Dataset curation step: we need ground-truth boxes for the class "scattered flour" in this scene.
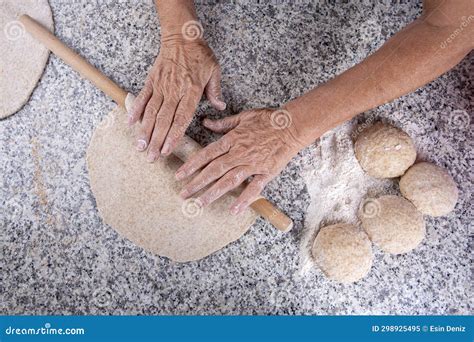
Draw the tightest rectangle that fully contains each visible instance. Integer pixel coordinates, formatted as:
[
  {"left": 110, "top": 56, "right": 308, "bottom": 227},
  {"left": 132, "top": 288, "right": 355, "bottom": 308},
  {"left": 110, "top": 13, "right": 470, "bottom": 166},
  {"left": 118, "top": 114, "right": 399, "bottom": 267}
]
[{"left": 299, "top": 121, "right": 392, "bottom": 274}]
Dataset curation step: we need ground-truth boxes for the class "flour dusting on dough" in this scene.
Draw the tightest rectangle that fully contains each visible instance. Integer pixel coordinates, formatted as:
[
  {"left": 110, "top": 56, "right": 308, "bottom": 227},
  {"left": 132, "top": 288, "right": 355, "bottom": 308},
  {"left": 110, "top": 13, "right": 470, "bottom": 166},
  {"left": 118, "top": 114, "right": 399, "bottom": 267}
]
[{"left": 299, "top": 122, "right": 391, "bottom": 274}]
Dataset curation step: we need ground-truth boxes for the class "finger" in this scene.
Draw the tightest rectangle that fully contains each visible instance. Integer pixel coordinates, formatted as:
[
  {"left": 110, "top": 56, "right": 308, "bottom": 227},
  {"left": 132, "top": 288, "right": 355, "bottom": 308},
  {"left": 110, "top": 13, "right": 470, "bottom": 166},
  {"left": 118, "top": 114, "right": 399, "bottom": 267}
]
[
  {"left": 128, "top": 78, "right": 153, "bottom": 126},
  {"left": 205, "top": 67, "right": 226, "bottom": 110},
  {"left": 179, "top": 153, "right": 236, "bottom": 199},
  {"left": 230, "top": 175, "right": 271, "bottom": 215},
  {"left": 175, "top": 138, "right": 231, "bottom": 181},
  {"left": 197, "top": 167, "right": 250, "bottom": 207},
  {"left": 203, "top": 114, "right": 241, "bottom": 134},
  {"left": 146, "top": 99, "right": 179, "bottom": 162},
  {"left": 161, "top": 90, "right": 201, "bottom": 156},
  {"left": 135, "top": 94, "right": 163, "bottom": 152}
]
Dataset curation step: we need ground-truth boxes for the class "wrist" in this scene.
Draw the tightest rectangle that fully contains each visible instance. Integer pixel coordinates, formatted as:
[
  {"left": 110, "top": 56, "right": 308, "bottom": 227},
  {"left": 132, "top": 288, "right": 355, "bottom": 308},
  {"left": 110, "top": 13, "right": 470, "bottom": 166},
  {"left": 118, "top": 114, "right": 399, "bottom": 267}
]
[
  {"left": 161, "top": 20, "right": 205, "bottom": 42},
  {"left": 281, "top": 102, "right": 323, "bottom": 149}
]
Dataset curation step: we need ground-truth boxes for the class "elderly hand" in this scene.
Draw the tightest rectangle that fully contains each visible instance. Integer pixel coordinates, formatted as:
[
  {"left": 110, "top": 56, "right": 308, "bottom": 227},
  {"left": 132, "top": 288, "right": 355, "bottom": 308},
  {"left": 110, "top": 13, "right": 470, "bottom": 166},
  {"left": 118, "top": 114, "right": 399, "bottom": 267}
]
[
  {"left": 128, "top": 37, "right": 226, "bottom": 162},
  {"left": 175, "top": 108, "right": 304, "bottom": 215}
]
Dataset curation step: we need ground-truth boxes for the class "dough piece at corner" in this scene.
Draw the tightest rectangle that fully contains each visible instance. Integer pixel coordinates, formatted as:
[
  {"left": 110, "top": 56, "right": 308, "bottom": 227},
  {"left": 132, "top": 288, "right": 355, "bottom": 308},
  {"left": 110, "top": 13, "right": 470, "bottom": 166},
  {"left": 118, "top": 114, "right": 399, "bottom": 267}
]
[
  {"left": 312, "top": 223, "right": 373, "bottom": 283},
  {"left": 354, "top": 122, "right": 416, "bottom": 178},
  {"left": 0, "top": 0, "right": 53, "bottom": 118},
  {"left": 359, "top": 195, "right": 425, "bottom": 254},
  {"left": 86, "top": 106, "right": 258, "bottom": 263},
  {"left": 400, "top": 162, "right": 458, "bottom": 217}
]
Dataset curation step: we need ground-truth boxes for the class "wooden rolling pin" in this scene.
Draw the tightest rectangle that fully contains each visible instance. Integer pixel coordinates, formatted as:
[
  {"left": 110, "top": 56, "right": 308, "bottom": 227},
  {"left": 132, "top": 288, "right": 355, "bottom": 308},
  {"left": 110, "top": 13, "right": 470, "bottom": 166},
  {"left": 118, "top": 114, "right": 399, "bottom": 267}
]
[{"left": 19, "top": 14, "right": 293, "bottom": 232}]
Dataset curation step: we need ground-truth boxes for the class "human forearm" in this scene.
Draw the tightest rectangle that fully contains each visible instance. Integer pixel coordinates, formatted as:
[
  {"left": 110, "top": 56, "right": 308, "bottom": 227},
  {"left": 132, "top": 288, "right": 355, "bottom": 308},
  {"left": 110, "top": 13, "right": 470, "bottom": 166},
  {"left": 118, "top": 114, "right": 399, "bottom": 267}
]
[
  {"left": 286, "top": 16, "right": 473, "bottom": 146},
  {"left": 154, "top": 0, "right": 199, "bottom": 37}
]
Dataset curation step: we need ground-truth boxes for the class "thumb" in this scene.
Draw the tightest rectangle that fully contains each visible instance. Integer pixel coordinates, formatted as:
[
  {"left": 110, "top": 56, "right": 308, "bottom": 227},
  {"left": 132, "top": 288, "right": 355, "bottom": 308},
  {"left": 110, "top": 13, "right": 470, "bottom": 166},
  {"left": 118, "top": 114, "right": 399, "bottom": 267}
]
[
  {"left": 203, "top": 114, "right": 241, "bottom": 134},
  {"left": 205, "top": 67, "right": 226, "bottom": 111}
]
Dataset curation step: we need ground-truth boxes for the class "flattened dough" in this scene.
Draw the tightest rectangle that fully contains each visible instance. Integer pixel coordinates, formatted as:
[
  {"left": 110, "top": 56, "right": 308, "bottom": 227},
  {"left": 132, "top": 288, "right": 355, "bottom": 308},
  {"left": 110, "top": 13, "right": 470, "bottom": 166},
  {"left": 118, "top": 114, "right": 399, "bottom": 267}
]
[
  {"left": 86, "top": 106, "right": 258, "bottom": 262},
  {"left": 0, "top": 0, "right": 53, "bottom": 118}
]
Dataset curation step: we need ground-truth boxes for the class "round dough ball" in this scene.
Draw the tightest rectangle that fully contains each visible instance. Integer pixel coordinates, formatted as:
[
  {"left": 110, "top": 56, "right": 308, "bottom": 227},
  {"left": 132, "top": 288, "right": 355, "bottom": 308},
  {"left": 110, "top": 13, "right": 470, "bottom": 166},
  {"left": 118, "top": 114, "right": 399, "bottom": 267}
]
[
  {"left": 359, "top": 195, "right": 425, "bottom": 254},
  {"left": 0, "top": 0, "right": 53, "bottom": 118},
  {"left": 312, "top": 223, "right": 373, "bottom": 283},
  {"left": 400, "top": 162, "right": 458, "bottom": 216},
  {"left": 354, "top": 122, "right": 416, "bottom": 178}
]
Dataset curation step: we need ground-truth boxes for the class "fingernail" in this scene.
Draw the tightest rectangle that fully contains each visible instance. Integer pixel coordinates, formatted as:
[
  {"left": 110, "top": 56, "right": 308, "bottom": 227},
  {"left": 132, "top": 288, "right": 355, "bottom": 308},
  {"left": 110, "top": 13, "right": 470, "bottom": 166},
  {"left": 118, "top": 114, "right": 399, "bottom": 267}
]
[
  {"left": 217, "top": 99, "right": 227, "bottom": 110},
  {"left": 175, "top": 170, "right": 186, "bottom": 180},
  {"left": 203, "top": 119, "right": 212, "bottom": 128},
  {"left": 230, "top": 205, "right": 239, "bottom": 216},
  {"left": 147, "top": 152, "right": 158, "bottom": 163},
  {"left": 136, "top": 139, "right": 147, "bottom": 151},
  {"left": 180, "top": 189, "right": 189, "bottom": 198}
]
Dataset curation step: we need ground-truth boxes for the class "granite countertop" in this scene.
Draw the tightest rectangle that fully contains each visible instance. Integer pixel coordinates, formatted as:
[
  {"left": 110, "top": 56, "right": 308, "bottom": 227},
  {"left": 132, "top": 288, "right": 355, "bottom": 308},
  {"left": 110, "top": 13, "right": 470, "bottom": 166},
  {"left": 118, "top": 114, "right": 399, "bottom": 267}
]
[{"left": 1, "top": 0, "right": 472, "bottom": 315}]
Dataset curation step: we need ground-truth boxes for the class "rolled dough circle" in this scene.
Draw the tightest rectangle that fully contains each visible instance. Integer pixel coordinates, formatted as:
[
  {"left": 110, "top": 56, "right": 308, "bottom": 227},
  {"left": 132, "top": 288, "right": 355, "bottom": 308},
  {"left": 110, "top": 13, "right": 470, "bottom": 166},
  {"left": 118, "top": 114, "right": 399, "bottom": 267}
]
[
  {"left": 359, "top": 195, "right": 425, "bottom": 254},
  {"left": 400, "top": 162, "right": 458, "bottom": 216},
  {"left": 0, "top": 0, "right": 53, "bottom": 118},
  {"left": 86, "top": 106, "right": 258, "bottom": 262},
  {"left": 312, "top": 223, "right": 373, "bottom": 283},
  {"left": 354, "top": 122, "right": 416, "bottom": 178}
]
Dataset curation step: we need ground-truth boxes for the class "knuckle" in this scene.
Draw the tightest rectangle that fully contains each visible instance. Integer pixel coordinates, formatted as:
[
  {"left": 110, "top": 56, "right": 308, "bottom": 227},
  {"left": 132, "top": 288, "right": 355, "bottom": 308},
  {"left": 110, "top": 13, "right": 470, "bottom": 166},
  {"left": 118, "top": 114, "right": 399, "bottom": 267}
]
[
  {"left": 136, "top": 93, "right": 147, "bottom": 104},
  {"left": 148, "top": 135, "right": 161, "bottom": 149},
  {"left": 221, "top": 178, "right": 235, "bottom": 190},
  {"left": 144, "top": 105, "right": 158, "bottom": 118},
  {"left": 166, "top": 133, "right": 179, "bottom": 144},
  {"left": 173, "top": 115, "right": 190, "bottom": 130},
  {"left": 156, "top": 114, "right": 173, "bottom": 127},
  {"left": 138, "top": 125, "right": 150, "bottom": 138},
  {"left": 189, "top": 85, "right": 202, "bottom": 97},
  {"left": 250, "top": 180, "right": 264, "bottom": 192},
  {"left": 235, "top": 168, "right": 248, "bottom": 183},
  {"left": 203, "top": 143, "right": 218, "bottom": 159},
  {"left": 220, "top": 136, "right": 233, "bottom": 150},
  {"left": 230, "top": 175, "right": 241, "bottom": 187}
]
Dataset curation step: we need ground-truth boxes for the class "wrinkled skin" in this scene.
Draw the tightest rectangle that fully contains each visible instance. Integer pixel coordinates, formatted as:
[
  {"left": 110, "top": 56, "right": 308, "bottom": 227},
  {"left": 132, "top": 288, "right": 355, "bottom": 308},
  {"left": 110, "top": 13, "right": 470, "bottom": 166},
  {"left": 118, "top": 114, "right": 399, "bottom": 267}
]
[
  {"left": 176, "top": 108, "right": 304, "bottom": 215},
  {"left": 128, "top": 37, "right": 226, "bottom": 161}
]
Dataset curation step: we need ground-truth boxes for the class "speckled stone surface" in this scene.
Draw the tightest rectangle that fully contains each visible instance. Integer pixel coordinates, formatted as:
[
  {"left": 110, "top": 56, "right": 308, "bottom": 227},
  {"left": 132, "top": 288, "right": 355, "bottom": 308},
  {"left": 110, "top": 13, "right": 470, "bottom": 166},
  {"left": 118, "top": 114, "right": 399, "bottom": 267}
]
[{"left": 0, "top": 0, "right": 472, "bottom": 315}]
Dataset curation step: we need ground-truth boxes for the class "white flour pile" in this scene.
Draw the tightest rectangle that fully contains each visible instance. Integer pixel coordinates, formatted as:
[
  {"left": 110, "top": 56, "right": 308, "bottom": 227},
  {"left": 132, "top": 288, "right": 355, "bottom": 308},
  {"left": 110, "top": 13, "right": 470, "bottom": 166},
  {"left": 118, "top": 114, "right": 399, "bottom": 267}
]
[{"left": 299, "top": 121, "right": 392, "bottom": 274}]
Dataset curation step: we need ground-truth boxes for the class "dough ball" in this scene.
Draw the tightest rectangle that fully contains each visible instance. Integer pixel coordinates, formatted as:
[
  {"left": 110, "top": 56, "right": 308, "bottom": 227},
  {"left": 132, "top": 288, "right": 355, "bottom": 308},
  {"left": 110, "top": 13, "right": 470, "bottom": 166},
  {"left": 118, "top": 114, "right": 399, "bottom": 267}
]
[
  {"left": 1, "top": 0, "right": 53, "bottom": 118},
  {"left": 400, "top": 162, "right": 458, "bottom": 216},
  {"left": 354, "top": 122, "right": 416, "bottom": 178},
  {"left": 312, "top": 223, "right": 373, "bottom": 283},
  {"left": 359, "top": 195, "right": 425, "bottom": 254}
]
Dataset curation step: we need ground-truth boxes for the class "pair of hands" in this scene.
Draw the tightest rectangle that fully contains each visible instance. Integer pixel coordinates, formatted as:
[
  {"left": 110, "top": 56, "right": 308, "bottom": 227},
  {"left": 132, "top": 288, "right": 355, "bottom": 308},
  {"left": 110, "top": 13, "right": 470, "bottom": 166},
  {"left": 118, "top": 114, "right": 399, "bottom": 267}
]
[{"left": 128, "top": 37, "right": 303, "bottom": 215}]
